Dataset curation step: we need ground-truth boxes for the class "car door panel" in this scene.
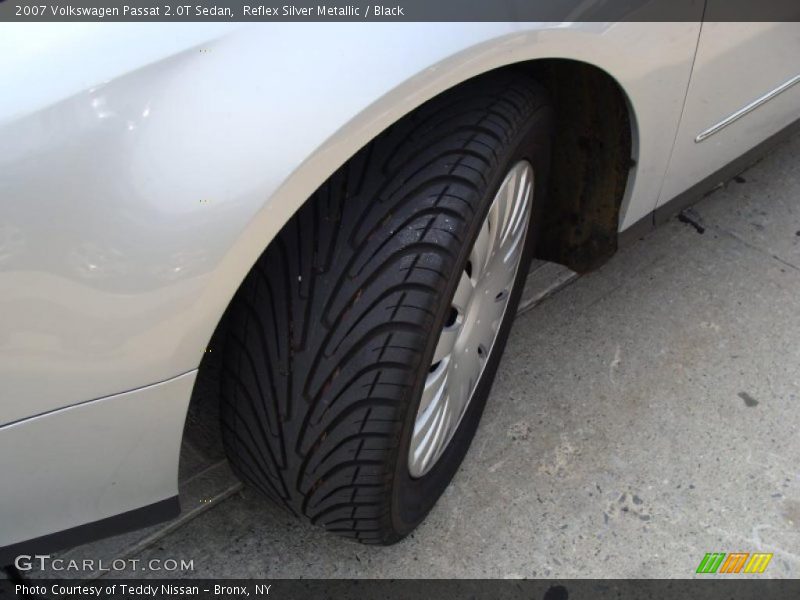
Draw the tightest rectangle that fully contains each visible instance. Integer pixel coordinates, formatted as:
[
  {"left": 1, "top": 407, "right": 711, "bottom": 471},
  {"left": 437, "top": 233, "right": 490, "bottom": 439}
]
[{"left": 658, "top": 20, "right": 800, "bottom": 205}]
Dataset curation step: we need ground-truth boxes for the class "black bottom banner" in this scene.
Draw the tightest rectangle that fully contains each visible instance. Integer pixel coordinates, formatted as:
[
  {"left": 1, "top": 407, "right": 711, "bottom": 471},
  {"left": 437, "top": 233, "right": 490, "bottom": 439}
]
[{"left": 2, "top": 579, "right": 800, "bottom": 600}]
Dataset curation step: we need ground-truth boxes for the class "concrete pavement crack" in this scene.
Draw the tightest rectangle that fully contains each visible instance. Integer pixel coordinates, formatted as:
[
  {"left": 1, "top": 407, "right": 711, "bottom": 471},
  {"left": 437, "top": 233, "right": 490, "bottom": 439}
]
[{"left": 700, "top": 218, "right": 800, "bottom": 274}]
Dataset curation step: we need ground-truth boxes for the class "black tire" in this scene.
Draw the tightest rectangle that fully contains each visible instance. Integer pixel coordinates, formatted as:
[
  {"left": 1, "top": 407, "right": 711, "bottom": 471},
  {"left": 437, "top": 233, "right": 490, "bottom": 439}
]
[{"left": 220, "top": 69, "right": 553, "bottom": 544}]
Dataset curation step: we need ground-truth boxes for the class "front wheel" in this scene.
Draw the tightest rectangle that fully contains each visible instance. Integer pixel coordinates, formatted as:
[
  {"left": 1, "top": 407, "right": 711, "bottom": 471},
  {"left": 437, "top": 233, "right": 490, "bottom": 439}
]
[{"left": 220, "top": 70, "right": 553, "bottom": 544}]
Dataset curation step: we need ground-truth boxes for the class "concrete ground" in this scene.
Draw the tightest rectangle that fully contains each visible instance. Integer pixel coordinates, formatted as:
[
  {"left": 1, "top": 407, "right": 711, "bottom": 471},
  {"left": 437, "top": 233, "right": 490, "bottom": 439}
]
[{"left": 36, "top": 133, "right": 800, "bottom": 579}]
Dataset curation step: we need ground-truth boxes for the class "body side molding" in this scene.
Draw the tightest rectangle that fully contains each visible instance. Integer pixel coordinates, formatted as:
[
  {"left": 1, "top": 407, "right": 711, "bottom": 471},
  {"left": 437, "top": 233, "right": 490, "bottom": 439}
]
[{"left": 695, "top": 73, "right": 800, "bottom": 143}]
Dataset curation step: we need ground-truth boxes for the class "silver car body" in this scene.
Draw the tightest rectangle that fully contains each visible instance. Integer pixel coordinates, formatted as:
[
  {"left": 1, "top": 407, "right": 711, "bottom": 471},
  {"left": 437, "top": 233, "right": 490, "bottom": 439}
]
[{"left": 1, "top": 20, "right": 799, "bottom": 554}]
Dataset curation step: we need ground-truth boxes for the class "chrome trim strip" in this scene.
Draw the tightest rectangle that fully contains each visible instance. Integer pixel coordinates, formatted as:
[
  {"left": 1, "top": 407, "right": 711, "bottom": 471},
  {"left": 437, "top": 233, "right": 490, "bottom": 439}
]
[{"left": 695, "top": 73, "right": 800, "bottom": 143}]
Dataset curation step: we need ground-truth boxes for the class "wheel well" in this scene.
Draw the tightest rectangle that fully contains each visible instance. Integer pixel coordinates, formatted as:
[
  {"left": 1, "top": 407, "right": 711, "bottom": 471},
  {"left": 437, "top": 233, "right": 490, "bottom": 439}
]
[
  {"left": 525, "top": 59, "right": 634, "bottom": 273},
  {"left": 185, "top": 58, "right": 634, "bottom": 453}
]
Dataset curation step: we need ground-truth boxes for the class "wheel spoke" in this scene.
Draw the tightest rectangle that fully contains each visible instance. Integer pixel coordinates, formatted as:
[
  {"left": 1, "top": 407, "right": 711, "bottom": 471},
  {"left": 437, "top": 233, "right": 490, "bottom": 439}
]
[
  {"left": 417, "top": 356, "right": 449, "bottom": 418},
  {"left": 432, "top": 324, "right": 460, "bottom": 364},
  {"left": 501, "top": 165, "right": 531, "bottom": 247},
  {"left": 469, "top": 219, "right": 491, "bottom": 280},
  {"left": 410, "top": 360, "right": 453, "bottom": 475},
  {"left": 482, "top": 249, "right": 521, "bottom": 301},
  {"left": 411, "top": 394, "right": 449, "bottom": 474},
  {"left": 451, "top": 343, "right": 479, "bottom": 414},
  {"left": 486, "top": 187, "right": 505, "bottom": 260},
  {"left": 452, "top": 270, "right": 473, "bottom": 313},
  {"left": 480, "top": 294, "right": 507, "bottom": 341}
]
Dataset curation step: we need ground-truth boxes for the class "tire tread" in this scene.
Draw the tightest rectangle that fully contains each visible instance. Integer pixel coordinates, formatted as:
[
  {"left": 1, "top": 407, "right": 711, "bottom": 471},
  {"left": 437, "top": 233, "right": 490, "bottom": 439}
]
[{"left": 220, "top": 71, "right": 549, "bottom": 542}]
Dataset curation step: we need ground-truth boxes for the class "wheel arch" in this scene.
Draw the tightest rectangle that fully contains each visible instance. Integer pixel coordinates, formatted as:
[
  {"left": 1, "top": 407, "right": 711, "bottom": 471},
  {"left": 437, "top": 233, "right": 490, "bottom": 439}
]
[
  {"left": 183, "top": 51, "right": 638, "bottom": 460},
  {"left": 204, "top": 52, "right": 637, "bottom": 329}
]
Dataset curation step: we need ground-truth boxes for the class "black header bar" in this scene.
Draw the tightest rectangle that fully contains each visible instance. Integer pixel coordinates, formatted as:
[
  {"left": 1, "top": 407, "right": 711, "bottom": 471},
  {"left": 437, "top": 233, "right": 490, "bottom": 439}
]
[{"left": 2, "top": 0, "right": 800, "bottom": 22}]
